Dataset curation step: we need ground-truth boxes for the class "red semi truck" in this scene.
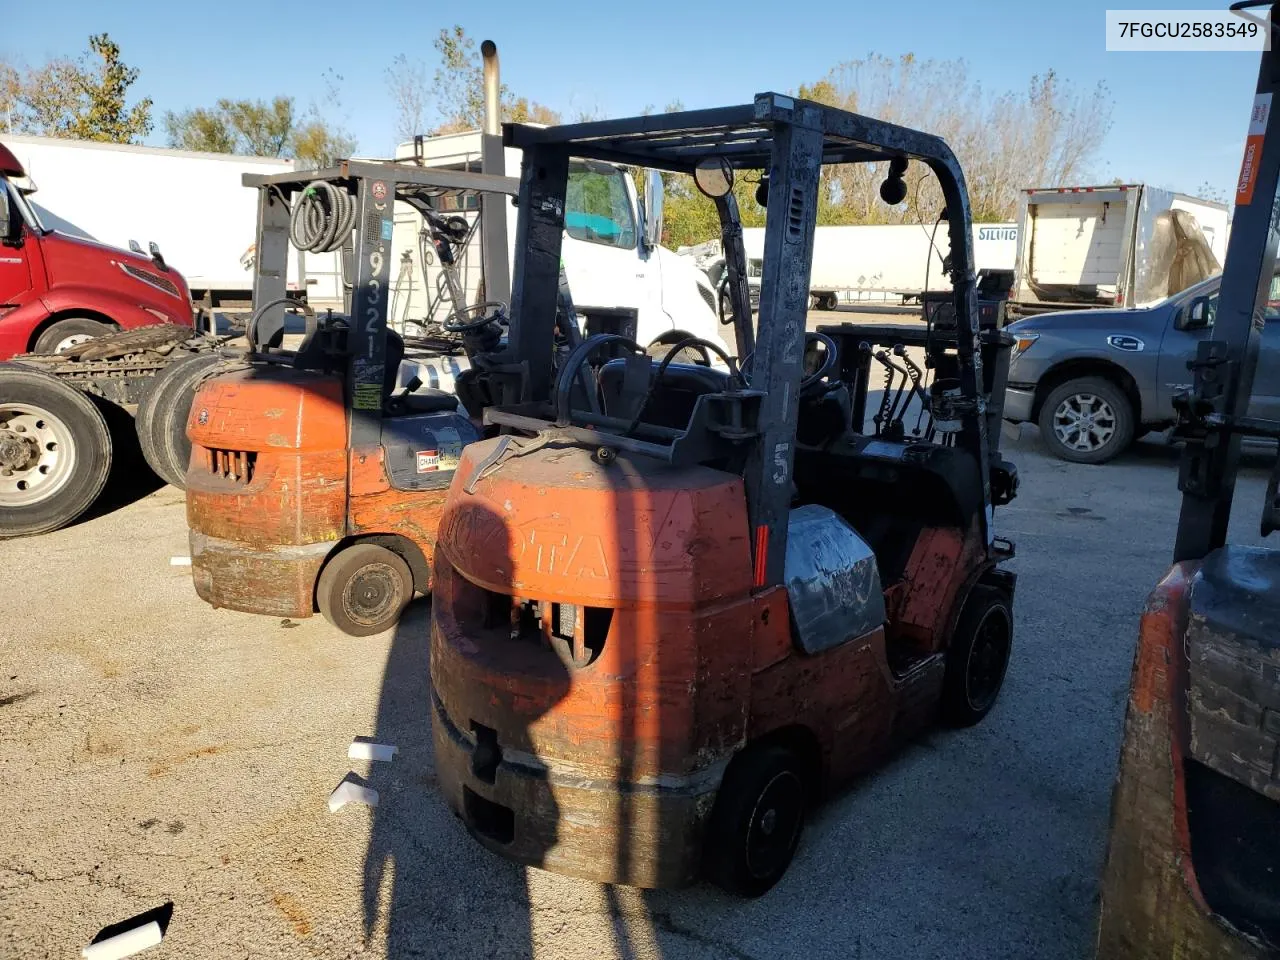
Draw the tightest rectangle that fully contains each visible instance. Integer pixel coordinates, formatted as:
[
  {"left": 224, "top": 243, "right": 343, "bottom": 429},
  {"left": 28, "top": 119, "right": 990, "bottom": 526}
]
[
  {"left": 1, "top": 139, "right": 213, "bottom": 538},
  {"left": 0, "top": 141, "right": 194, "bottom": 357}
]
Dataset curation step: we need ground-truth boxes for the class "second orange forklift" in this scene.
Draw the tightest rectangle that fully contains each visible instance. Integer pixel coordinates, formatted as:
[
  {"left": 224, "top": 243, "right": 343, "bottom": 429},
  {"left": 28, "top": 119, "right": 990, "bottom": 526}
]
[{"left": 429, "top": 96, "right": 1021, "bottom": 893}]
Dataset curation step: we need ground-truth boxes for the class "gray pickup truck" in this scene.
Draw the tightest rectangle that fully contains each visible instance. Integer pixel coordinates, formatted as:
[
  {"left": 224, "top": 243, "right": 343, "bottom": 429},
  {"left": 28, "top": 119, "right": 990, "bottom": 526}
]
[{"left": 1003, "top": 272, "right": 1280, "bottom": 463}]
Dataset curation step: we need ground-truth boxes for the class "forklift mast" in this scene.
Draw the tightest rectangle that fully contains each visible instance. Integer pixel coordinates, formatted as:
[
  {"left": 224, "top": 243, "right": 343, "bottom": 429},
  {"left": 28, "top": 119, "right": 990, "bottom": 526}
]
[
  {"left": 241, "top": 162, "right": 518, "bottom": 457},
  {"left": 1174, "top": 0, "right": 1280, "bottom": 559},
  {"left": 487, "top": 93, "right": 994, "bottom": 587}
]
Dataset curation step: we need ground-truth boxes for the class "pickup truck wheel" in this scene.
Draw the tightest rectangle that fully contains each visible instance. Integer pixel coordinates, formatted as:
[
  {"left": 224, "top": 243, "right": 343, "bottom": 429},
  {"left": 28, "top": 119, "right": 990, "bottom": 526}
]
[
  {"left": 0, "top": 365, "right": 112, "bottom": 538},
  {"left": 32, "top": 318, "right": 112, "bottom": 355},
  {"left": 1037, "top": 377, "right": 1134, "bottom": 464}
]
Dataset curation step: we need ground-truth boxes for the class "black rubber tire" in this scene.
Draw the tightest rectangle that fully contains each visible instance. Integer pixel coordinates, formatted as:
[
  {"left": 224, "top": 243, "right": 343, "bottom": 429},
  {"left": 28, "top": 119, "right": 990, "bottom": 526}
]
[
  {"left": 0, "top": 364, "right": 113, "bottom": 538},
  {"left": 136, "top": 353, "right": 221, "bottom": 489},
  {"left": 316, "top": 543, "right": 414, "bottom": 637},
  {"left": 1036, "top": 376, "right": 1134, "bottom": 464},
  {"left": 157, "top": 356, "right": 230, "bottom": 490},
  {"left": 942, "top": 585, "right": 1014, "bottom": 727},
  {"left": 31, "top": 317, "right": 111, "bottom": 355},
  {"left": 703, "top": 743, "right": 807, "bottom": 897}
]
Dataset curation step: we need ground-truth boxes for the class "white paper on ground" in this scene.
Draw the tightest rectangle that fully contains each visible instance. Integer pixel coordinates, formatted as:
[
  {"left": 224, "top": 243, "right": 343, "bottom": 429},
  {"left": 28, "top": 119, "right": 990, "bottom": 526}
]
[
  {"left": 328, "top": 777, "right": 379, "bottom": 812},
  {"left": 169, "top": 557, "right": 192, "bottom": 566},
  {"left": 348, "top": 740, "right": 398, "bottom": 763},
  {"left": 81, "top": 920, "right": 163, "bottom": 959}
]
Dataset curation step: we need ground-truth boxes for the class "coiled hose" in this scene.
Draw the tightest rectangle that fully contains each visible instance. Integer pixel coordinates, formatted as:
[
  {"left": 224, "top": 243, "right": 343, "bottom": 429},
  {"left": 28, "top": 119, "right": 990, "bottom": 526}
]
[{"left": 289, "top": 181, "right": 357, "bottom": 253}]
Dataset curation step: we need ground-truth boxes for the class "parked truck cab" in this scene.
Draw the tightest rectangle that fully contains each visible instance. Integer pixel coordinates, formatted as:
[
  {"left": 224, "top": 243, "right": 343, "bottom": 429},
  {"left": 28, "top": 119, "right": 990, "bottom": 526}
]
[{"left": 0, "top": 141, "right": 194, "bottom": 359}]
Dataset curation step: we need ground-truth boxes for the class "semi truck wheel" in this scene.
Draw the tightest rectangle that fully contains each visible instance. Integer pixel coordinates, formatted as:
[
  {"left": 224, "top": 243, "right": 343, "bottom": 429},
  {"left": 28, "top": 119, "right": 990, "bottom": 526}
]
[
  {"left": 1037, "top": 376, "right": 1134, "bottom": 464},
  {"left": 0, "top": 364, "right": 112, "bottom": 538},
  {"left": 942, "top": 585, "right": 1014, "bottom": 727},
  {"left": 136, "top": 353, "right": 221, "bottom": 489},
  {"left": 704, "top": 743, "right": 807, "bottom": 897},
  {"left": 316, "top": 543, "right": 414, "bottom": 637},
  {"left": 32, "top": 318, "right": 112, "bottom": 355}
]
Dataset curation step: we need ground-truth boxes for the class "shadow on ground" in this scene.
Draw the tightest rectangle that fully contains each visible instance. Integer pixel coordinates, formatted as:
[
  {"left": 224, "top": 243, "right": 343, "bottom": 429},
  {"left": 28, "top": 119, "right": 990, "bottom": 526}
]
[{"left": 360, "top": 600, "right": 543, "bottom": 958}]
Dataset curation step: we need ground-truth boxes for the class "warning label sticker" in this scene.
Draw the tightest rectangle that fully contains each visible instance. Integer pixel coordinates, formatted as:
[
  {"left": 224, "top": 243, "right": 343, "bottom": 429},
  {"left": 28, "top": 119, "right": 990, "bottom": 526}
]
[
  {"left": 435, "top": 426, "right": 463, "bottom": 470},
  {"left": 1237, "top": 92, "right": 1272, "bottom": 205}
]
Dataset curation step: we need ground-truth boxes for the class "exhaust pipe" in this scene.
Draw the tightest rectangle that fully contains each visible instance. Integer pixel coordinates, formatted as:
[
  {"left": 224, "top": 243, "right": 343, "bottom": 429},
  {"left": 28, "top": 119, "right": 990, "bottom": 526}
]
[
  {"left": 478, "top": 38, "right": 510, "bottom": 304},
  {"left": 481, "top": 40, "right": 500, "bottom": 136}
]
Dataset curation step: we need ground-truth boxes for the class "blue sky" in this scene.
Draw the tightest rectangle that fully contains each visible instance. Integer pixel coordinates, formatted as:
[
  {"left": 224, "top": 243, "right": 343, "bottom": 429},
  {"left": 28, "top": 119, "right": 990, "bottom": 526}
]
[{"left": 5, "top": 0, "right": 1261, "bottom": 198}]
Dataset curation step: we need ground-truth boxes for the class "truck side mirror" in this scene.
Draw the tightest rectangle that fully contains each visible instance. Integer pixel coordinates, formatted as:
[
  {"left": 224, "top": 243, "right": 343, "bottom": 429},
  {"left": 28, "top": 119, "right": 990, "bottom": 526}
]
[
  {"left": 643, "top": 169, "right": 664, "bottom": 252},
  {"left": 1179, "top": 295, "right": 1214, "bottom": 330},
  {"left": 0, "top": 192, "right": 9, "bottom": 242}
]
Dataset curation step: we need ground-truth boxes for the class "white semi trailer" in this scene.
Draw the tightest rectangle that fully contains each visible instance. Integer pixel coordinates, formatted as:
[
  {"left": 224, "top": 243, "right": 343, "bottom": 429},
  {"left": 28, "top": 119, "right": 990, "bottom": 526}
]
[
  {"left": 687, "top": 222, "right": 1019, "bottom": 312},
  {"left": 3, "top": 134, "right": 342, "bottom": 313}
]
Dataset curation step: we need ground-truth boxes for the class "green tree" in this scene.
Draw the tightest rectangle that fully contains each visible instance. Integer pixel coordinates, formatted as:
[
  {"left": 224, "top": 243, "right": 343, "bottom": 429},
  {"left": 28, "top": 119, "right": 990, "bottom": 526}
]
[
  {"left": 0, "top": 59, "right": 20, "bottom": 133},
  {"left": 165, "top": 91, "right": 355, "bottom": 169},
  {"left": 4, "top": 34, "right": 152, "bottom": 143},
  {"left": 163, "top": 106, "right": 236, "bottom": 153}
]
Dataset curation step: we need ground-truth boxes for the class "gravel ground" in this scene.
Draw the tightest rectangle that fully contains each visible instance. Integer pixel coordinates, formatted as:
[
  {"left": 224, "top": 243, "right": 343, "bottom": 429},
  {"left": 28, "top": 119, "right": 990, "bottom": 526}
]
[{"left": 1, "top": 414, "right": 1274, "bottom": 959}]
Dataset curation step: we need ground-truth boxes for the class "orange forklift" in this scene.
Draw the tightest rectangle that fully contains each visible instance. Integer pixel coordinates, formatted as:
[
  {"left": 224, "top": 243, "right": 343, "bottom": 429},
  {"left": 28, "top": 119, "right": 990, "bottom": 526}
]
[
  {"left": 1097, "top": 4, "right": 1280, "bottom": 954},
  {"left": 429, "top": 96, "right": 1021, "bottom": 893},
  {"left": 184, "top": 160, "right": 519, "bottom": 635}
]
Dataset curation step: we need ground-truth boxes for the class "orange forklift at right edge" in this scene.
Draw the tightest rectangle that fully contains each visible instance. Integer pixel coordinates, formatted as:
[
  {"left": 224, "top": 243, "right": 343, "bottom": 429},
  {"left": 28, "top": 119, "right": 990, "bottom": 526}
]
[
  {"left": 430, "top": 95, "right": 1020, "bottom": 893},
  {"left": 1096, "top": 3, "right": 1280, "bottom": 956}
]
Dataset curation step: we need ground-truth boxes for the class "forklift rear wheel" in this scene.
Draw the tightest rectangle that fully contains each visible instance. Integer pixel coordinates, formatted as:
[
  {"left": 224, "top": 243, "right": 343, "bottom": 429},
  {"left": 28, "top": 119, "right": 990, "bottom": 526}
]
[
  {"left": 704, "top": 743, "right": 807, "bottom": 897},
  {"left": 942, "top": 586, "right": 1014, "bottom": 727},
  {"left": 316, "top": 543, "right": 413, "bottom": 637}
]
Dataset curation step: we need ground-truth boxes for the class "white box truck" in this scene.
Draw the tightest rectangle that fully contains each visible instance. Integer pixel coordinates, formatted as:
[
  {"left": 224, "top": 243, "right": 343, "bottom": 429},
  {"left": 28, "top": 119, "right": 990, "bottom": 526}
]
[
  {"left": 3, "top": 134, "right": 342, "bottom": 313},
  {"left": 1010, "top": 184, "right": 1228, "bottom": 315}
]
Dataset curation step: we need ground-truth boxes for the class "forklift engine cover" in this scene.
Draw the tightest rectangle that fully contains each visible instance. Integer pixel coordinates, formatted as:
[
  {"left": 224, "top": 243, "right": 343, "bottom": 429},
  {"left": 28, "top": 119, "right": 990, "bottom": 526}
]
[
  {"left": 187, "top": 366, "right": 348, "bottom": 616},
  {"left": 431, "top": 438, "right": 753, "bottom": 887}
]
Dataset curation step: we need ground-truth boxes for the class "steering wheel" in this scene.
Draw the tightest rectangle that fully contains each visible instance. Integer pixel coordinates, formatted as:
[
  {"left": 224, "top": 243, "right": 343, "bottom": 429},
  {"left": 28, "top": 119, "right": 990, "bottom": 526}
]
[
  {"left": 443, "top": 301, "right": 509, "bottom": 333},
  {"left": 554, "top": 334, "right": 646, "bottom": 425},
  {"left": 245, "top": 297, "right": 316, "bottom": 355},
  {"left": 801, "top": 332, "right": 839, "bottom": 394},
  {"left": 737, "top": 333, "right": 838, "bottom": 394},
  {"left": 648, "top": 338, "right": 714, "bottom": 367}
]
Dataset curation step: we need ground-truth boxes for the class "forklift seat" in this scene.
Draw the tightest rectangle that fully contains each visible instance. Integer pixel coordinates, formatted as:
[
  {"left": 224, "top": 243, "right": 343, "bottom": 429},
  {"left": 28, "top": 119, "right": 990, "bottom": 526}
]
[
  {"left": 381, "top": 330, "right": 461, "bottom": 416},
  {"left": 597, "top": 357, "right": 730, "bottom": 429}
]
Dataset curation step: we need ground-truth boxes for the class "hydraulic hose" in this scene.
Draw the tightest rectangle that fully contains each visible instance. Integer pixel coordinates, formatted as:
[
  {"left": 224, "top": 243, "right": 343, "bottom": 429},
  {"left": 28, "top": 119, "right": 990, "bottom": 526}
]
[{"left": 289, "top": 181, "right": 357, "bottom": 253}]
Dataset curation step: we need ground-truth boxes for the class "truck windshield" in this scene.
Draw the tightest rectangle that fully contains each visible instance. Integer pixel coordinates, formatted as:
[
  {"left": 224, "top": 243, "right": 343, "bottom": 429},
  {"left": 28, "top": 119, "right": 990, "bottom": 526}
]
[
  {"left": 5, "top": 181, "right": 46, "bottom": 233},
  {"left": 566, "top": 162, "right": 636, "bottom": 250}
]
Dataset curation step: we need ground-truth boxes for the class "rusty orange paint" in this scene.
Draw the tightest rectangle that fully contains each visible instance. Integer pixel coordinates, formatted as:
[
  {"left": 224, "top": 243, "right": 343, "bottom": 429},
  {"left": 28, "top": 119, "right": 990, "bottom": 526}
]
[
  {"left": 889, "top": 525, "right": 983, "bottom": 653},
  {"left": 185, "top": 367, "right": 454, "bottom": 620},
  {"left": 429, "top": 439, "right": 991, "bottom": 887},
  {"left": 1096, "top": 561, "right": 1270, "bottom": 959}
]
